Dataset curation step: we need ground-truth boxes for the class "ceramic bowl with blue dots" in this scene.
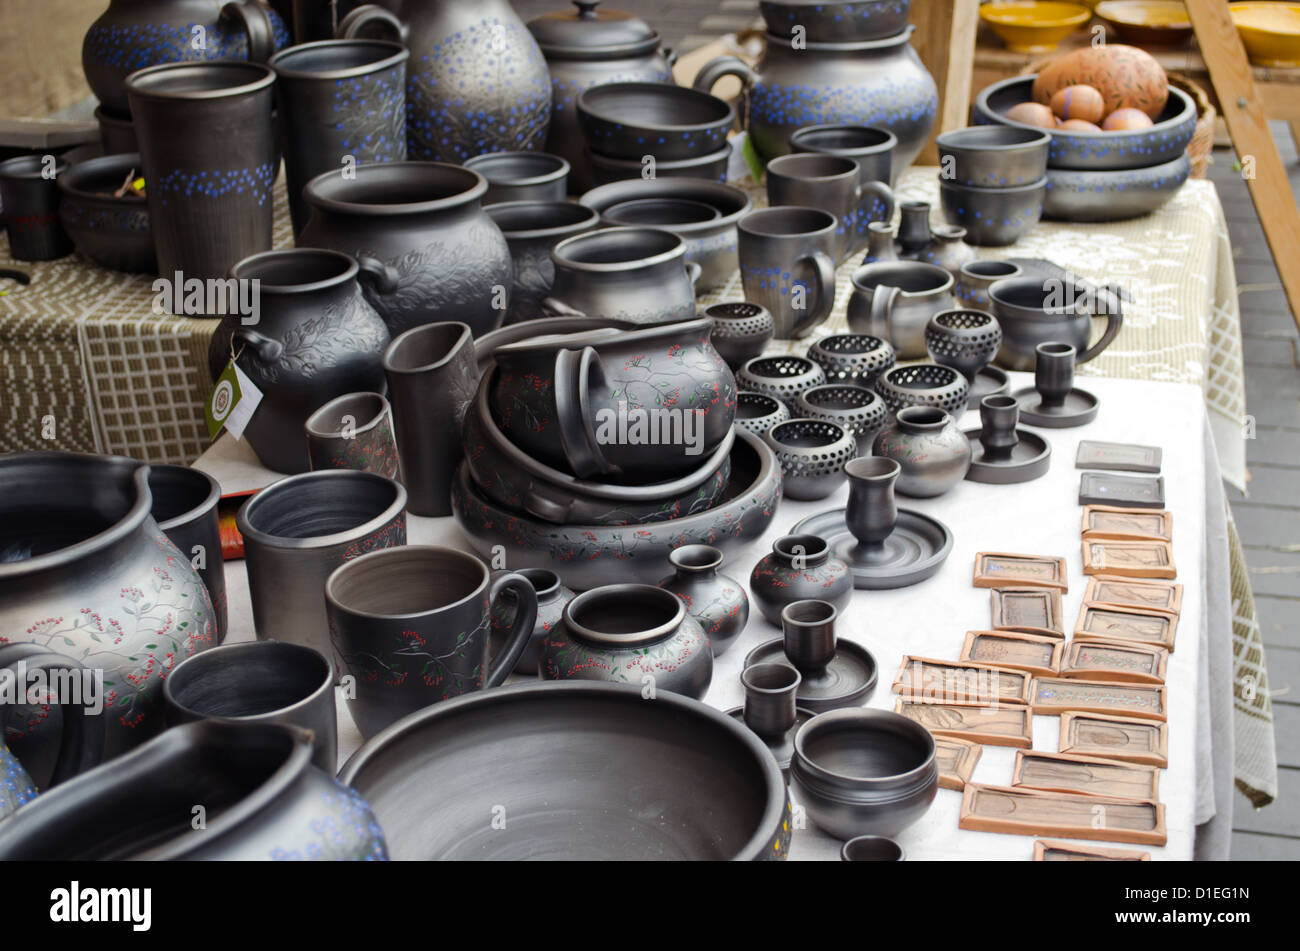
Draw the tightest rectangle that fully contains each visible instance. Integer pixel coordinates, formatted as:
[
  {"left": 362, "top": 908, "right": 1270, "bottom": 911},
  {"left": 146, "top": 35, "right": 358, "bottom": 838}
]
[
  {"left": 1043, "top": 152, "right": 1191, "bottom": 222},
  {"left": 577, "top": 82, "right": 735, "bottom": 161},
  {"left": 759, "top": 0, "right": 912, "bottom": 43},
  {"left": 936, "top": 125, "right": 1050, "bottom": 189},
  {"left": 938, "top": 177, "right": 1046, "bottom": 247}
]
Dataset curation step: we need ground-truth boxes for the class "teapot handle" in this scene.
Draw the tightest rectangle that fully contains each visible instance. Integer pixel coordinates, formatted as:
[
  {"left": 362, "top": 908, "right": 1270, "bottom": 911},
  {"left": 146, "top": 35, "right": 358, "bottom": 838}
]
[
  {"left": 337, "top": 4, "right": 408, "bottom": 42},
  {"left": 1078, "top": 284, "right": 1124, "bottom": 364},
  {"left": 0, "top": 644, "right": 104, "bottom": 789},
  {"left": 220, "top": 1, "right": 277, "bottom": 63},
  {"left": 554, "top": 346, "right": 612, "bottom": 478},
  {"left": 692, "top": 56, "right": 757, "bottom": 95}
]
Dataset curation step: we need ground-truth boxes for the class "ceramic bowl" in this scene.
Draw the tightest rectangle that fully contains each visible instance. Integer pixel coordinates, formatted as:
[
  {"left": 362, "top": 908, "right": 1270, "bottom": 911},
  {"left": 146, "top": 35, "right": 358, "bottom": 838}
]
[
  {"left": 734, "top": 391, "right": 791, "bottom": 437},
  {"left": 938, "top": 177, "right": 1045, "bottom": 247},
  {"left": 841, "top": 835, "right": 906, "bottom": 860},
  {"left": 975, "top": 76, "right": 1197, "bottom": 171},
  {"left": 795, "top": 384, "right": 887, "bottom": 453},
  {"left": 451, "top": 429, "right": 783, "bottom": 590},
  {"left": 979, "top": 1, "right": 1092, "bottom": 52},
  {"left": 736, "top": 355, "right": 827, "bottom": 412},
  {"left": 1044, "top": 152, "right": 1190, "bottom": 222},
  {"left": 806, "top": 333, "right": 896, "bottom": 387},
  {"left": 763, "top": 418, "right": 858, "bottom": 501},
  {"left": 935, "top": 126, "right": 1050, "bottom": 189},
  {"left": 577, "top": 82, "right": 735, "bottom": 161},
  {"left": 1094, "top": 0, "right": 1192, "bottom": 46},
  {"left": 580, "top": 178, "right": 752, "bottom": 291},
  {"left": 1231, "top": 2, "right": 1300, "bottom": 67},
  {"left": 603, "top": 198, "right": 721, "bottom": 227},
  {"left": 56, "top": 153, "right": 155, "bottom": 273},
  {"left": 588, "top": 144, "right": 732, "bottom": 185},
  {"left": 465, "top": 151, "right": 570, "bottom": 204},
  {"left": 339, "top": 681, "right": 791, "bottom": 859},
  {"left": 760, "top": 0, "right": 913, "bottom": 43},
  {"left": 706, "top": 301, "right": 776, "bottom": 370},
  {"left": 790, "top": 707, "right": 938, "bottom": 839},
  {"left": 875, "top": 363, "right": 970, "bottom": 418}
]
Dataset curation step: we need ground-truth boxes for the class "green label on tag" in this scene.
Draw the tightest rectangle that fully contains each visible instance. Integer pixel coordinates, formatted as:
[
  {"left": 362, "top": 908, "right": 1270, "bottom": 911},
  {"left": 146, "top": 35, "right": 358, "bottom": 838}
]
[
  {"left": 205, "top": 361, "right": 242, "bottom": 440},
  {"left": 741, "top": 133, "right": 765, "bottom": 186}
]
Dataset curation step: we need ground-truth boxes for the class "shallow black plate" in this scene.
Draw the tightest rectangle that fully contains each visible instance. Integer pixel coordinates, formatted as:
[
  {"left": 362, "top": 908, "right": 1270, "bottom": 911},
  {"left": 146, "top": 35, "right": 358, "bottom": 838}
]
[
  {"left": 743, "top": 639, "right": 878, "bottom": 713},
  {"left": 792, "top": 507, "right": 953, "bottom": 590},
  {"left": 964, "top": 427, "right": 1052, "bottom": 484}
]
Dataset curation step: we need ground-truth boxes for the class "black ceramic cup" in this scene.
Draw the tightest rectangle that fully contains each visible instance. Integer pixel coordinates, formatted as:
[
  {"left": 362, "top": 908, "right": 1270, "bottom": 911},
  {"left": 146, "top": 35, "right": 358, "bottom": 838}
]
[
  {"left": 841, "top": 835, "right": 905, "bottom": 861},
  {"left": 162, "top": 640, "right": 337, "bottom": 772},
  {"left": 738, "top": 206, "right": 838, "bottom": 339},
  {"left": 148, "top": 464, "right": 227, "bottom": 643},
  {"left": 466, "top": 151, "right": 569, "bottom": 204},
  {"left": 0, "top": 155, "right": 73, "bottom": 261},
  {"left": 303, "top": 391, "right": 400, "bottom": 480},
  {"left": 781, "top": 599, "right": 838, "bottom": 672},
  {"left": 741, "top": 662, "right": 801, "bottom": 738},
  {"left": 978, "top": 394, "right": 1021, "bottom": 459},
  {"left": 844, "top": 455, "right": 900, "bottom": 550},
  {"left": 1034, "top": 342, "right": 1076, "bottom": 408},
  {"left": 124, "top": 61, "right": 277, "bottom": 280},
  {"left": 269, "top": 39, "right": 408, "bottom": 236},
  {"left": 325, "top": 545, "right": 538, "bottom": 739},
  {"left": 789, "top": 124, "right": 897, "bottom": 187},
  {"left": 765, "top": 153, "right": 894, "bottom": 261}
]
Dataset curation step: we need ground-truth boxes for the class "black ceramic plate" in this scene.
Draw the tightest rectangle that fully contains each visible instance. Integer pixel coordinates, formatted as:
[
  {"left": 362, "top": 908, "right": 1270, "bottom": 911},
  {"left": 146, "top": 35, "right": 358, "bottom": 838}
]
[
  {"left": 967, "top": 365, "right": 1010, "bottom": 408},
  {"left": 792, "top": 507, "right": 954, "bottom": 590},
  {"left": 963, "top": 427, "right": 1052, "bottom": 484},
  {"left": 727, "top": 706, "right": 819, "bottom": 773},
  {"left": 1012, "top": 385, "right": 1100, "bottom": 428},
  {"left": 744, "top": 639, "right": 878, "bottom": 713}
]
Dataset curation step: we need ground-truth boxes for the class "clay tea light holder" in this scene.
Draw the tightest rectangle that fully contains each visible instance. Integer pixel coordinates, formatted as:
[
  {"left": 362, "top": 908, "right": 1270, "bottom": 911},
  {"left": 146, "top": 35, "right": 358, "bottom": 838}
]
[
  {"left": 726, "top": 661, "right": 817, "bottom": 775},
  {"left": 1012, "top": 342, "right": 1100, "bottom": 427},
  {"left": 964, "top": 394, "right": 1051, "bottom": 484},
  {"left": 744, "top": 599, "right": 878, "bottom": 713}
]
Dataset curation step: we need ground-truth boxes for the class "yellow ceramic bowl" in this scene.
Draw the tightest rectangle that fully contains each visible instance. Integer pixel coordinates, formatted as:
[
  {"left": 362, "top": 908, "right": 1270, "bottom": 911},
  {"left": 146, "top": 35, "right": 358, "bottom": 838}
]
[
  {"left": 980, "top": 1, "right": 1094, "bottom": 53},
  {"left": 1231, "top": 2, "right": 1300, "bottom": 68},
  {"left": 1095, "top": 0, "right": 1192, "bottom": 46}
]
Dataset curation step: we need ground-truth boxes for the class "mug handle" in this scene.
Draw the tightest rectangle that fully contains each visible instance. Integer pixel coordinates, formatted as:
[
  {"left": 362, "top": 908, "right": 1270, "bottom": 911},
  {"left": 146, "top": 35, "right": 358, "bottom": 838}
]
[
  {"left": 866, "top": 283, "right": 901, "bottom": 342},
  {"left": 686, "top": 261, "right": 702, "bottom": 287},
  {"left": 220, "top": 1, "right": 277, "bottom": 63},
  {"left": 336, "top": 3, "right": 408, "bottom": 41},
  {"left": 692, "top": 56, "right": 757, "bottom": 95},
  {"left": 483, "top": 573, "right": 539, "bottom": 688},
  {"left": 554, "top": 346, "right": 611, "bottom": 478},
  {"left": 1078, "top": 284, "right": 1124, "bottom": 364},
  {"left": 791, "top": 250, "right": 837, "bottom": 335},
  {"left": 858, "top": 181, "right": 895, "bottom": 229},
  {"left": 231, "top": 326, "right": 284, "bottom": 363},
  {"left": 0, "top": 643, "right": 104, "bottom": 788},
  {"left": 356, "top": 255, "right": 400, "bottom": 295}
]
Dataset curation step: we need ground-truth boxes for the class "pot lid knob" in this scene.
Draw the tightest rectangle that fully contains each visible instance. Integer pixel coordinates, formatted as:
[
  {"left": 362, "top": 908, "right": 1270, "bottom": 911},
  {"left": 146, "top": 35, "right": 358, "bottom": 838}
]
[{"left": 528, "top": 0, "right": 661, "bottom": 57}]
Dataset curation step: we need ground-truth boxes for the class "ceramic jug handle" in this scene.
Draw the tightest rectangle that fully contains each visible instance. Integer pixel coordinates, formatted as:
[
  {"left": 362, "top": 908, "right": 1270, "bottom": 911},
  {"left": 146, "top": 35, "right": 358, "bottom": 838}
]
[
  {"left": 1078, "top": 285, "right": 1124, "bottom": 365},
  {"left": 541, "top": 297, "right": 588, "bottom": 319},
  {"left": 220, "top": 1, "right": 276, "bottom": 63},
  {"left": 231, "top": 327, "right": 284, "bottom": 364},
  {"left": 663, "top": 47, "right": 679, "bottom": 70},
  {"left": 686, "top": 261, "right": 702, "bottom": 287},
  {"left": 355, "top": 255, "right": 400, "bottom": 295},
  {"left": 336, "top": 4, "right": 408, "bottom": 42},
  {"left": 791, "top": 250, "right": 837, "bottom": 335},
  {"left": 858, "top": 181, "right": 895, "bottom": 232},
  {"left": 0, "top": 644, "right": 104, "bottom": 788},
  {"left": 483, "top": 573, "right": 539, "bottom": 689},
  {"left": 867, "top": 283, "right": 901, "bottom": 342},
  {"left": 554, "top": 346, "right": 611, "bottom": 478},
  {"left": 692, "top": 57, "right": 757, "bottom": 95}
]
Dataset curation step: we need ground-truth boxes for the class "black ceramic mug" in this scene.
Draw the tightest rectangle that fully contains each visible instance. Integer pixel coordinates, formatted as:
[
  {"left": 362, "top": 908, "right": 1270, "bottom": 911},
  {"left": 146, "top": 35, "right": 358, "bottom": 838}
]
[
  {"left": 124, "top": 61, "right": 277, "bottom": 281},
  {"left": 789, "top": 124, "right": 898, "bottom": 188},
  {"left": 325, "top": 545, "right": 538, "bottom": 739},
  {"left": 162, "top": 639, "right": 338, "bottom": 772},
  {"left": 765, "top": 153, "right": 894, "bottom": 262},
  {"left": 737, "top": 206, "right": 838, "bottom": 339},
  {"left": 0, "top": 155, "right": 73, "bottom": 261}
]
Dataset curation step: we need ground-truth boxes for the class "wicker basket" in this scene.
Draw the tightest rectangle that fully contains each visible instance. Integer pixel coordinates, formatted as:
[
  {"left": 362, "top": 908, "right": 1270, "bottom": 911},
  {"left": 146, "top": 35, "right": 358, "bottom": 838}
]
[{"left": 1017, "top": 59, "right": 1215, "bottom": 179}]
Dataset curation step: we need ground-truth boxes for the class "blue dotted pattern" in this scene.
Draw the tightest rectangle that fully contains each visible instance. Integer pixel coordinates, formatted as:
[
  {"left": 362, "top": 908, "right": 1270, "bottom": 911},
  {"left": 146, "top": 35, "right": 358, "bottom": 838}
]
[
  {"left": 83, "top": 16, "right": 291, "bottom": 71},
  {"left": 750, "top": 76, "right": 937, "bottom": 137},
  {"left": 269, "top": 782, "right": 388, "bottom": 861},
  {"left": 329, "top": 68, "right": 405, "bottom": 162},
  {"left": 764, "top": 0, "right": 910, "bottom": 30},
  {"left": 61, "top": 199, "right": 150, "bottom": 234},
  {"left": 938, "top": 182, "right": 1043, "bottom": 244},
  {"left": 152, "top": 163, "right": 275, "bottom": 207},
  {"left": 1, "top": 742, "right": 38, "bottom": 820}
]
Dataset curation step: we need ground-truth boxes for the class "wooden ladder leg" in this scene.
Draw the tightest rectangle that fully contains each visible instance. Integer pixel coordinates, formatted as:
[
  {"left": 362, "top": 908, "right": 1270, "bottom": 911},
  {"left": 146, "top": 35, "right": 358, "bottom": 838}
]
[{"left": 914, "top": 0, "right": 980, "bottom": 167}]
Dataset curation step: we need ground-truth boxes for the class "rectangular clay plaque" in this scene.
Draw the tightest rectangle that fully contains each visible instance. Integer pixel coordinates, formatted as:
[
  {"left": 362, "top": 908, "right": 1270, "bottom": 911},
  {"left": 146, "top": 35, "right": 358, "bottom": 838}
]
[
  {"left": 990, "top": 586, "right": 1065, "bottom": 637},
  {"left": 1075, "top": 603, "right": 1178, "bottom": 651},
  {"left": 1062, "top": 640, "right": 1169, "bottom": 684},
  {"left": 1082, "top": 539, "right": 1176, "bottom": 579},
  {"left": 1083, "top": 576, "right": 1183, "bottom": 615},
  {"left": 1013, "top": 750, "right": 1160, "bottom": 800},
  {"left": 894, "top": 699, "right": 1033, "bottom": 748},
  {"left": 1059, "top": 712, "right": 1169, "bottom": 767},
  {"left": 1078, "top": 472, "right": 1166, "bottom": 509},
  {"left": 1029, "top": 677, "right": 1167, "bottom": 720},
  {"left": 974, "top": 553, "right": 1068, "bottom": 592},
  {"left": 961, "top": 630, "right": 1063, "bottom": 677},
  {"left": 1034, "top": 839, "right": 1151, "bottom": 861},
  {"left": 934, "top": 736, "right": 982, "bottom": 791},
  {"left": 892, "top": 656, "right": 1030, "bottom": 705},
  {"left": 1081, "top": 505, "right": 1173, "bottom": 542},
  {"left": 960, "top": 784, "right": 1167, "bottom": 845},
  {"left": 1075, "top": 440, "right": 1162, "bottom": 473}
]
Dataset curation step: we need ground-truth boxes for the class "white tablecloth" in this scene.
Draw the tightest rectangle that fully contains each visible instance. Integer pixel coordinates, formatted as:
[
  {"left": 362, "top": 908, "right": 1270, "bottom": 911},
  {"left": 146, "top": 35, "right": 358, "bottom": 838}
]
[{"left": 197, "top": 375, "right": 1232, "bottom": 860}]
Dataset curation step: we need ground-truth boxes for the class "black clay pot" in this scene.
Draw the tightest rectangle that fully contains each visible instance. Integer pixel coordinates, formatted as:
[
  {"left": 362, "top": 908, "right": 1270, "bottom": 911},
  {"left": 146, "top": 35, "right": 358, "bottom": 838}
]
[
  {"left": 484, "top": 200, "right": 601, "bottom": 325},
  {"left": 0, "top": 156, "right": 73, "bottom": 262},
  {"left": 875, "top": 363, "right": 970, "bottom": 419},
  {"left": 340, "top": 681, "right": 791, "bottom": 859},
  {"left": 790, "top": 707, "right": 938, "bottom": 839},
  {"left": 56, "top": 153, "right": 154, "bottom": 272},
  {"left": 873, "top": 406, "right": 971, "bottom": 498},
  {"left": 466, "top": 152, "right": 569, "bottom": 204},
  {"left": 337, "top": 0, "right": 551, "bottom": 163},
  {"left": 706, "top": 302, "right": 776, "bottom": 371},
  {"left": 0, "top": 721, "right": 387, "bottom": 860},
  {"left": 298, "top": 161, "right": 513, "bottom": 337},
  {"left": 125, "top": 61, "right": 277, "bottom": 281},
  {"left": 939, "top": 177, "right": 1045, "bottom": 247},
  {"left": 577, "top": 82, "right": 733, "bottom": 161},
  {"left": 796, "top": 384, "right": 887, "bottom": 453},
  {"left": 750, "top": 534, "right": 853, "bottom": 626},
  {"left": 658, "top": 544, "right": 750, "bottom": 656},
  {"left": 207, "top": 249, "right": 392, "bottom": 475},
  {"left": 490, "top": 568, "right": 575, "bottom": 676},
  {"left": 162, "top": 640, "right": 336, "bottom": 771},
  {"left": 806, "top": 333, "right": 895, "bottom": 388},
  {"left": 540, "top": 584, "right": 713, "bottom": 698},
  {"left": 760, "top": 0, "right": 912, "bottom": 43},
  {"left": 269, "top": 39, "right": 408, "bottom": 236},
  {"left": 763, "top": 418, "right": 858, "bottom": 501},
  {"left": 148, "top": 464, "right": 227, "bottom": 642},
  {"left": 94, "top": 105, "right": 138, "bottom": 155}
]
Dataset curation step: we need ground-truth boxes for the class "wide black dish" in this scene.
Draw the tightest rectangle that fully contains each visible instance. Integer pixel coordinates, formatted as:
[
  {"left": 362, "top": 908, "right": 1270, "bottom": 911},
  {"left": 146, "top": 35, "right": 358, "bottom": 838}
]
[
  {"left": 1043, "top": 153, "right": 1191, "bottom": 222},
  {"left": 577, "top": 82, "right": 734, "bottom": 161},
  {"left": 339, "top": 681, "right": 791, "bottom": 860}
]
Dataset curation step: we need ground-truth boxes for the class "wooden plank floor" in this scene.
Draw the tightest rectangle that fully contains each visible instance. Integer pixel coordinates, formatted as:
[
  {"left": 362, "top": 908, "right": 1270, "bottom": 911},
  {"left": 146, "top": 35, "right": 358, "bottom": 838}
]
[{"left": 510, "top": 0, "right": 1295, "bottom": 857}]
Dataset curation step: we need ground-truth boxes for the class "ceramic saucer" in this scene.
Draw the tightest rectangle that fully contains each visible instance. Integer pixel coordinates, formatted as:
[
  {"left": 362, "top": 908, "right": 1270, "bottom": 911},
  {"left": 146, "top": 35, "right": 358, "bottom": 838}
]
[
  {"left": 793, "top": 507, "right": 954, "bottom": 590},
  {"left": 964, "top": 427, "right": 1052, "bottom": 483},
  {"left": 726, "top": 705, "right": 818, "bottom": 774},
  {"left": 743, "top": 638, "right": 878, "bottom": 713},
  {"left": 1011, "top": 385, "right": 1100, "bottom": 428}
]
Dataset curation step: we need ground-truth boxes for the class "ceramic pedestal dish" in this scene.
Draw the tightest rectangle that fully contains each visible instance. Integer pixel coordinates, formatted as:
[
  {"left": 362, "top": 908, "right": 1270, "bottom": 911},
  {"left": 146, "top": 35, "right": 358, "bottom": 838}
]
[
  {"left": 727, "top": 662, "right": 815, "bottom": 776},
  {"left": 964, "top": 394, "right": 1053, "bottom": 484}
]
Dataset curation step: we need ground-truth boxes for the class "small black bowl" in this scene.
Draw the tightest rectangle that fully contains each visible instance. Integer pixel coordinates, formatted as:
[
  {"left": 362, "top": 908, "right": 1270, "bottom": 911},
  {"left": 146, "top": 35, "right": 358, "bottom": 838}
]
[
  {"left": 734, "top": 391, "right": 790, "bottom": 438},
  {"left": 588, "top": 144, "right": 731, "bottom": 184},
  {"left": 577, "top": 82, "right": 735, "bottom": 162},
  {"left": 761, "top": 0, "right": 912, "bottom": 43},
  {"left": 938, "top": 177, "right": 1045, "bottom": 247},
  {"left": 465, "top": 151, "right": 569, "bottom": 204},
  {"left": 57, "top": 153, "right": 155, "bottom": 272}
]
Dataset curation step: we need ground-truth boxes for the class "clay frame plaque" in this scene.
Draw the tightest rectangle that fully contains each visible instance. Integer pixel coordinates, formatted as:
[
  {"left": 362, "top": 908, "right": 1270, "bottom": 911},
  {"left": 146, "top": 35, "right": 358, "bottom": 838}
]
[
  {"left": 1034, "top": 839, "right": 1151, "bottom": 861},
  {"left": 1029, "top": 677, "right": 1168, "bottom": 720},
  {"left": 1075, "top": 603, "right": 1178, "bottom": 652},
  {"left": 1061, "top": 639, "right": 1169, "bottom": 684},
  {"left": 961, "top": 630, "right": 1063, "bottom": 677},
  {"left": 990, "top": 586, "right": 1065, "bottom": 637},
  {"left": 934, "top": 736, "right": 982, "bottom": 791},
  {"left": 1081, "top": 539, "right": 1176, "bottom": 579},
  {"left": 959, "top": 784, "right": 1167, "bottom": 845},
  {"left": 1083, "top": 575, "right": 1183, "bottom": 615},
  {"left": 1081, "top": 505, "right": 1173, "bottom": 542},
  {"left": 894, "top": 699, "right": 1033, "bottom": 748},
  {"left": 1012, "top": 750, "right": 1161, "bottom": 800},
  {"left": 1059, "top": 712, "right": 1169, "bottom": 767},
  {"left": 892, "top": 656, "right": 1031, "bottom": 705},
  {"left": 974, "top": 552, "right": 1068, "bottom": 592}
]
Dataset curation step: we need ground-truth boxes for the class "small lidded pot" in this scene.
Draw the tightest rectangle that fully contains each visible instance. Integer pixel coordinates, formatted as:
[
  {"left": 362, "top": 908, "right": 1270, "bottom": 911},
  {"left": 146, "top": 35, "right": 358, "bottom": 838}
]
[{"left": 749, "top": 534, "right": 853, "bottom": 626}]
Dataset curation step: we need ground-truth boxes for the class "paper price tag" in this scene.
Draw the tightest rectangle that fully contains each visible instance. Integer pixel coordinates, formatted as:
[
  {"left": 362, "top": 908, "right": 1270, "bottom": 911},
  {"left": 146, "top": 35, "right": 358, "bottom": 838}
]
[{"left": 205, "top": 360, "right": 263, "bottom": 441}]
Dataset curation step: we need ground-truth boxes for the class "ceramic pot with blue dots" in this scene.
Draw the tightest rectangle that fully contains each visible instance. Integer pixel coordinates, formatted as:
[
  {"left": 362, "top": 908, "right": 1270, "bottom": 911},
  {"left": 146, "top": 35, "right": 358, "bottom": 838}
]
[
  {"left": 338, "top": 0, "right": 552, "bottom": 164},
  {"left": 693, "top": 25, "right": 937, "bottom": 180}
]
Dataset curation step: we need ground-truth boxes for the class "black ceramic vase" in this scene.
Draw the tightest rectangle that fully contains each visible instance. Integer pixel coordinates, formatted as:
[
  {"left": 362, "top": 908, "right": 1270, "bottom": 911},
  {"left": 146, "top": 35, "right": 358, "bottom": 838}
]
[
  {"left": 490, "top": 567, "right": 576, "bottom": 676},
  {"left": 269, "top": 39, "right": 408, "bottom": 236},
  {"left": 207, "top": 249, "right": 392, "bottom": 475},
  {"left": 148, "top": 464, "right": 227, "bottom": 642},
  {"left": 0, "top": 721, "right": 387, "bottom": 860},
  {"left": 657, "top": 544, "right": 749, "bottom": 657},
  {"left": 125, "top": 61, "right": 278, "bottom": 281},
  {"left": 750, "top": 534, "right": 853, "bottom": 626},
  {"left": 298, "top": 161, "right": 513, "bottom": 337},
  {"left": 872, "top": 406, "right": 971, "bottom": 498},
  {"left": 540, "top": 584, "right": 713, "bottom": 699}
]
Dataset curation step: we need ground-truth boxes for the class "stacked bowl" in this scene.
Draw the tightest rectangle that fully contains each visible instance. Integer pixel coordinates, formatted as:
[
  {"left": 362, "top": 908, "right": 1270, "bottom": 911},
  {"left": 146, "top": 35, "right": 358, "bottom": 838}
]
[{"left": 935, "top": 126, "right": 1050, "bottom": 245}]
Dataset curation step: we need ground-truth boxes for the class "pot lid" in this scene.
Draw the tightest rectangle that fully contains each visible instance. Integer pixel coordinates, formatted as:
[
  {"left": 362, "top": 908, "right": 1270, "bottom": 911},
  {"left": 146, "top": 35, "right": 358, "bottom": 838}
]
[{"left": 527, "top": 1, "right": 662, "bottom": 59}]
